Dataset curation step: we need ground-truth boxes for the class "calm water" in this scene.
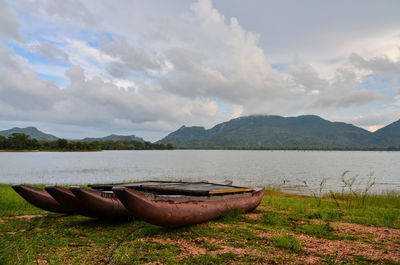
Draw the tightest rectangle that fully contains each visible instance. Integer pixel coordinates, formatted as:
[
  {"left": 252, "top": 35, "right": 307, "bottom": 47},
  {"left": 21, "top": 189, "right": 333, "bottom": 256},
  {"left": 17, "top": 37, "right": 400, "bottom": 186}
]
[{"left": 0, "top": 150, "right": 399, "bottom": 194}]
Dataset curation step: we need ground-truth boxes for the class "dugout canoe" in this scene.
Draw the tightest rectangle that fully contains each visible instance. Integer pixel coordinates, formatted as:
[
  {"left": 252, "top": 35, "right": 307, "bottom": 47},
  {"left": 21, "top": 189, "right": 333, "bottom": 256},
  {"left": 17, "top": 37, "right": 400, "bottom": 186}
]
[
  {"left": 69, "top": 187, "right": 132, "bottom": 218},
  {"left": 112, "top": 185, "right": 265, "bottom": 227},
  {"left": 12, "top": 184, "right": 74, "bottom": 214},
  {"left": 88, "top": 180, "right": 233, "bottom": 191},
  {"left": 44, "top": 186, "right": 94, "bottom": 216}
]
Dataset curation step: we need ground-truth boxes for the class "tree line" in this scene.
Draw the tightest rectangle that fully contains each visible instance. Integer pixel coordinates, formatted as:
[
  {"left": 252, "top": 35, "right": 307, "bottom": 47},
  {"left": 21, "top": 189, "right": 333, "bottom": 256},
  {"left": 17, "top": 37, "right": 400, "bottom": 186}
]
[{"left": 0, "top": 133, "right": 173, "bottom": 151}]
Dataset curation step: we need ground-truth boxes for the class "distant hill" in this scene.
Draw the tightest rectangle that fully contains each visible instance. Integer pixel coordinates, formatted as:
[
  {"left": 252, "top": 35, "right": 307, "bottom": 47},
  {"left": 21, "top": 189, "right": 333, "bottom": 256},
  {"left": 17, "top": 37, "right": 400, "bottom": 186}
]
[
  {"left": 0, "top": 127, "right": 58, "bottom": 141},
  {"left": 157, "top": 115, "right": 394, "bottom": 149},
  {"left": 373, "top": 119, "right": 400, "bottom": 148},
  {"left": 2, "top": 115, "right": 399, "bottom": 149},
  {"left": 82, "top": 134, "right": 145, "bottom": 142}
]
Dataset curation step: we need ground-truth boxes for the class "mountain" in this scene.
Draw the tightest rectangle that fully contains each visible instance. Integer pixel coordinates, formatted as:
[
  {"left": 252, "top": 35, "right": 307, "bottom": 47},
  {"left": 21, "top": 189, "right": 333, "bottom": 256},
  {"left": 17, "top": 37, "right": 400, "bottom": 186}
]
[
  {"left": 0, "top": 127, "right": 58, "bottom": 141},
  {"left": 158, "top": 115, "right": 382, "bottom": 149},
  {"left": 81, "top": 134, "right": 145, "bottom": 142},
  {"left": 373, "top": 119, "right": 400, "bottom": 148}
]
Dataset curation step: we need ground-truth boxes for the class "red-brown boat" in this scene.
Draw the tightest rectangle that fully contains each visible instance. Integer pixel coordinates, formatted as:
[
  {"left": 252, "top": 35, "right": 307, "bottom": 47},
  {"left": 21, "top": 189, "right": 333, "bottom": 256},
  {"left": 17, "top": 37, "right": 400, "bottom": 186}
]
[
  {"left": 112, "top": 184, "right": 265, "bottom": 227},
  {"left": 44, "top": 186, "right": 95, "bottom": 216},
  {"left": 12, "top": 184, "right": 74, "bottom": 214},
  {"left": 69, "top": 187, "right": 132, "bottom": 218},
  {"left": 12, "top": 180, "right": 242, "bottom": 222},
  {"left": 88, "top": 180, "right": 233, "bottom": 191}
]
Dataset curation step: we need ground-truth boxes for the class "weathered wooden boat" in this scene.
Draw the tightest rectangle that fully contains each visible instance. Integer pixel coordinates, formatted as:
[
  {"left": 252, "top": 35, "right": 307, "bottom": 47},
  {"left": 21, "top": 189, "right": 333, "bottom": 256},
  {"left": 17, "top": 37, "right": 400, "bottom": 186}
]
[
  {"left": 88, "top": 180, "right": 233, "bottom": 191},
  {"left": 12, "top": 181, "right": 242, "bottom": 221},
  {"left": 44, "top": 186, "right": 95, "bottom": 216},
  {"left": 69, "top": 187, "right": 132, "bottom": 218},
  {"left": 12, "top": 184, "right": 74, "bottom": 214},
  {"left": 112, "top": 183, "right": 265, "bottom": 227}
]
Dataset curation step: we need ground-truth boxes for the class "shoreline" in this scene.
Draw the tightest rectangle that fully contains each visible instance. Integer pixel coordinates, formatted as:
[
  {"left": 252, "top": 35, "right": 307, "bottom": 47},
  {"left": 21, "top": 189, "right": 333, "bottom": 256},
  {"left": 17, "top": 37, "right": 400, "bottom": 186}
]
[
  {"left": 0, "top": 149, "right": 101, "bottom": 152},
  {"left": 1, "top": 148, "right": 399, "bottom": 152}
]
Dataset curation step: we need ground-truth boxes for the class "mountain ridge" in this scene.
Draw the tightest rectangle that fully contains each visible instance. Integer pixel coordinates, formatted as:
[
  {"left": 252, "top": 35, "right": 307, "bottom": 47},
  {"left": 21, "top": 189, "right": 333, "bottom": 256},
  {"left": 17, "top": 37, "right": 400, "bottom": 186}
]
[
  {"left": 1, "top": 115, "right": 399, "bottom": 149},
  {"left": 157, "top": 115, "right": 399, "bottom": 149},
  {"left": 82, "top": 134, "right": 145, "bottom": 142},
  {"left": 0, "top": 127, "right": 59, "bottom": 141},
  {"left": 0, "top": 128, "right": 145, "bottom": 143}
]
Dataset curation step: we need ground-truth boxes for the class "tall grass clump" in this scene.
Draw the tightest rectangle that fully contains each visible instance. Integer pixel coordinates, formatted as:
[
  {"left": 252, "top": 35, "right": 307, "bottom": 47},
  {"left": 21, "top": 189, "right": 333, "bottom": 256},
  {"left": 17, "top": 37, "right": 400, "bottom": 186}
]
[
  {"left": 302, "top": 177, "right": 327, "bottom": 207},
  {"left": 334, "top": 171, "right": 376, "bottom": 209}
]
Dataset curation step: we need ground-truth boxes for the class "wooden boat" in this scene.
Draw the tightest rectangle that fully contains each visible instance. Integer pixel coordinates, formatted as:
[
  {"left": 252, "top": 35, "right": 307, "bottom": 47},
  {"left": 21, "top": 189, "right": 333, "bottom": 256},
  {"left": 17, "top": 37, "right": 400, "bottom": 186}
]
[
  {"left": 12, "top": 180, "right": 241, "bottom": 221},
  {"left": 44, "top": 186, "right": 95, "bottom": 216},
  {"left": 12, "top": 184, "right": 74, "bottom": 214},
  {"left": 69, "top": 187, "right": 132, "bottom": 218},
  {"left": 112, "top": 183, "right": 265, "bottom": 227},
  {"left": 88, "top": 180, "right": 233, "bottom": 191},
  {"left": 66, "top": 181, "right": 232, "bottom": 218}
]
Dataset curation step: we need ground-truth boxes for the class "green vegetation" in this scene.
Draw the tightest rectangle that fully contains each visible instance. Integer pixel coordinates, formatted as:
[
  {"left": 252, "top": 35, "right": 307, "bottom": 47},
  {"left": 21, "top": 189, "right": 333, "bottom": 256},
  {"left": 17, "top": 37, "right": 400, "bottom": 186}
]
[
  {"left": 0, "top": 133, "right": 173, "bottom": 151},
  {"left": 271, "top": 235, "right": 302, "bottom": 252},
  {"left": 158, "top": 115, "right": 400, "bottom": 150},
  {"left": 1, "top": 184, "right": 399, "bottom": 264}
]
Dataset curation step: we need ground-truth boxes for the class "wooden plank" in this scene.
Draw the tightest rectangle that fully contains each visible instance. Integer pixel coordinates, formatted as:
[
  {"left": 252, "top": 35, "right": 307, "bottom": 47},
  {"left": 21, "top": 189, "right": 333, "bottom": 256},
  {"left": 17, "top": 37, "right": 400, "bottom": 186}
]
[{"left": 209, "top": 188, "right": 254, "bottom": 194}]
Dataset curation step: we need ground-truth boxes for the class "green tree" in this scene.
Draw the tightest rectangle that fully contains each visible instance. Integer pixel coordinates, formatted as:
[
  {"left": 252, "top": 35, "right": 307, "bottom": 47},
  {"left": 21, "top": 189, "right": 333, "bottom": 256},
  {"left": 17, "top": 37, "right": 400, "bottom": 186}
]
[
  {"left": 8, "top": 133, "right": 31, "bottom": 149},
  {"left": 0, "top": 136, "right": 7, "bottom": 149},
  {"left": 56, "top": 139, "right": 68, "bottom": 150},
  {"left": 29, "top": 138, "right": 40, "bottom": 149}
]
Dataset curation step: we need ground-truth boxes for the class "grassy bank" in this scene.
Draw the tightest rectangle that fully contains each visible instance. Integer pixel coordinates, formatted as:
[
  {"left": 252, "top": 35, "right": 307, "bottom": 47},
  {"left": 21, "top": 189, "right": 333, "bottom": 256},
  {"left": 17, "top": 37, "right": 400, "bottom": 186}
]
[{"left": 0, "top": 184, "right": 399, "bottom": 264}]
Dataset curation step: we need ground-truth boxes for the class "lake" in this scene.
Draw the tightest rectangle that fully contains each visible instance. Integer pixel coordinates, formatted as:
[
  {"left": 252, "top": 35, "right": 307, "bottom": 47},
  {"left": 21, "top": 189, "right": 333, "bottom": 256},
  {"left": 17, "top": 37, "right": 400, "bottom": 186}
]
[{"left": 0, "top": 150, "right": 399, "bottom": 194}]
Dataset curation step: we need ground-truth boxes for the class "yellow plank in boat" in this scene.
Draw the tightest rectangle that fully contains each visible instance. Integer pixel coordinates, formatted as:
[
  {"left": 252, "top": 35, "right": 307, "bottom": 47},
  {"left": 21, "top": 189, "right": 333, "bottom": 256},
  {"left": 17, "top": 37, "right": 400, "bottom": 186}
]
[{"left": 209, "top": 188, "right": 254, "bottom": 194}]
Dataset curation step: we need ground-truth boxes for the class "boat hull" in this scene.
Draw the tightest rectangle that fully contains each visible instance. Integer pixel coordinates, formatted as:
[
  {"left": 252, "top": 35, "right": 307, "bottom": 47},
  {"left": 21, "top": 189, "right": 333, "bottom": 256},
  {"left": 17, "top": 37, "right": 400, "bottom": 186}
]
[
  {"left": 44, "top": 186, "right": 92, "bottom": 216},
  {"left": 12, "top": 184, "right": 74, "bottom": 214},
  {"left": 113, "top": 186, "right": 265, "bottom": 227},
  {"left": 69, "top": 187, "right": 133, "bottom": 218}
]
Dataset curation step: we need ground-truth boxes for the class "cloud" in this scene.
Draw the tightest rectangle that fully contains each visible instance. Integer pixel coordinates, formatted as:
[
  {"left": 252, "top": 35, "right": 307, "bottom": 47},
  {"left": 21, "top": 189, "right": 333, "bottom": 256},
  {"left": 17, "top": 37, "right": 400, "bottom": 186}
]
[
  {"left": 339, "top": 109, "right": 400, "bottom": 130},
  {"left": 102, "top": 36, "right": 165, "bottom": 78},
  {"left": 1, "top": 0, "right": 398, "bottom": 138},
  {"left": 0, "top": 47, "right": 236, "bottom": 138},
  {"left": 14, "top": 0, "right": 97, "bottom": 27},
  {"left": 33, "top": 42, "right": 69, "bottom": 63},
  {"left": 290, "top": 64, "right": 384, "bottom": 110},
  {"left": 0, "top": 45, "right": 60, "bottom": 113},
  {"left": 153, "top": 0, "right": 291, "bottom": 107},
  {"left": 349, "top": 52, "right": 400, "bottom": 78},
  {"left": 0, "top": 0, "right": 21, "bottom": 40}
]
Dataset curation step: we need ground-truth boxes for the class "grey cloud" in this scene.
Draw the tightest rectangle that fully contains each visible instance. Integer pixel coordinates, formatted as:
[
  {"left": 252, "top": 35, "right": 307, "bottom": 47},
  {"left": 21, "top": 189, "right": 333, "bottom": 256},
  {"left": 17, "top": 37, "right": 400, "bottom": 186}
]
[
  {"left": 102, "top": 36, "right": 164, "bottom": 78},
  {"left": 289, "top": 64, "right": 384, "bottom": 110},
  {"left": 14, "top": 0, "right": 97, "bottom": 27},
  {"left": 0, "top": 45, "right": 60, "bottom": 112},
  {"left": 214, "top": 0, "right": 400, "bottom": 63},
  {"left": 34, "top": 42, "right": 69, "bottom": 63},
  {"left": 349, "top": 53, "right": 400, "bottom": 76},
  {"left": 0, "top": 0, "right": 20, "bottom": 40},
  {"left": 346, "top": 112, "right": 400, "bottom": 127},
  {"left": 65, "top": 65, "right": 85, "bottom": 83},
  {"left": 0, "top": 46, "right": 230, "bottom": 135}
]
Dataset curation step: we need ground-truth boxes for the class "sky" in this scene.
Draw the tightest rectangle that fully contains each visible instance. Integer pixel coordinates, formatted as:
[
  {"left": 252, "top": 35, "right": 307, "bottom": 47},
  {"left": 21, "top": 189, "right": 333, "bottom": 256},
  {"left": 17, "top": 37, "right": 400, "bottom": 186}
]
[{"left": 0, "top": 0, "right": 399, "bottom": 141}]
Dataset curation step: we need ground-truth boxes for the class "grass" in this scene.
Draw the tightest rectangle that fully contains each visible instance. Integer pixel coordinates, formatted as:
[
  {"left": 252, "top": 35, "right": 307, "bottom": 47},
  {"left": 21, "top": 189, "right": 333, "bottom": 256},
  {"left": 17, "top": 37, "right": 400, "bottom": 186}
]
[
  {"left": 297, "top": 223, "right": 337, "bottom": 240},
  {"left": 262, "top": 188, "right": 400, "bottom": 229},
  {"left": 0, "top": 184, "right": 399, "bottom": 264},
  {"left": 271, "top": 235, "right": 302, "bottom": 252}
]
